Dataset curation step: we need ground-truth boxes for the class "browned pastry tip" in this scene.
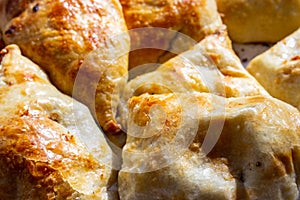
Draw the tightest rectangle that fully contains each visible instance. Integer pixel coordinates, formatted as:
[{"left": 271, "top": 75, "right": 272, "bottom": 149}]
[
  {"left": 0, "top": 0, "right": 130, "bottom": 136},
  {"left": 247, "top": 28, "right": 300, "bottom": 110},
  {"left": 0, "top": 44, "right": 115, "bottom": 199}
]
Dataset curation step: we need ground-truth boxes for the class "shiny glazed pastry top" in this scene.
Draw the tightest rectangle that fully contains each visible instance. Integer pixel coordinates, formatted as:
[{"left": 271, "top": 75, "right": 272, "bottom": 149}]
[
  {"left": 1, "top": 0, "right": 300, "bottom": 199},
  {"left": 121, "top": 0, "right": 223, "bottom": 69},
  {"left": 0, "top": 45, "right": 115, "bottom": 199},
  {"left": 119, "top": 92, "right": 300, "bottom": 200},
  {"left": 0, "top": 0, "right": 130, "bottom": 134}
]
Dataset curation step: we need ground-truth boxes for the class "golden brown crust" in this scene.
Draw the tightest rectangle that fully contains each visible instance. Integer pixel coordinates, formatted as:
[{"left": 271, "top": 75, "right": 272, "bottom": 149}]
[
  {"left": 116, "top": 26, "right": 300, "bottom": 199},
  {"left": 121, "top": 0, "right": 223, "bottom": 69},
  {"left": 119, "top": 93, "right": 300, "bottom": 200},
  {"left": 120, "top": 31, "right": 268, "bottom": 112},
  {"left": 119, "top": 31, "right": 268, "bottom": 131},
  {"left": 0, "top": 45, "right": 113, "bottom": 199},
  {"left": 0, "top": 0, "right": 130, "bottom": 134},
  {"left": 1, "top": 1, "right": 300, "bottom": 199},
  {"left": 247, "top": 28, "right": 300, "bottom": 110},
  {"left": 216, "top": 0, "right": 300, "bottom": 43}
]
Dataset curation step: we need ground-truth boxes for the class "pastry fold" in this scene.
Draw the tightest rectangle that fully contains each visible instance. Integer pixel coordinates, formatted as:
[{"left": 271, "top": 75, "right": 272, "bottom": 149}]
[
  {"left": 0, "top": 0, "right": 130, "bottom": 133},
  {"left": 247, "top": 28, "right": 300, "bottom": 110},
  {"left": 0, "top": 45, "right": 115, "bottom": 199},
  {"left": 121, "top": 0, "right": 223, "bottom": 69},
  {"left": 119, "top": 92, "right": 300, "bottom": 200}
]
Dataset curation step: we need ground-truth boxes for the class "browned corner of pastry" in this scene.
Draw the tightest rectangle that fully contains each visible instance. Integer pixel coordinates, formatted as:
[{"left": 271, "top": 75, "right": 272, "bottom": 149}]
[
  {"left": 0, "top": 46, "right": 8, "bottom": 61},
  {"left": 103, "top": 120, "right": 122, "bottom": 134},
  {"left": 106, "top": 129, "right": 127, "bottom": 148}
]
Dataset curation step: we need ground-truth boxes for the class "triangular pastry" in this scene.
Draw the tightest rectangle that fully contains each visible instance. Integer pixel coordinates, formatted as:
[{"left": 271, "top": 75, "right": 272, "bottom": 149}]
[
  {"left": 118, "top": 30, "right": 300, "bottom": 199},
  {"left": 119, "top": 92, "right": 300, "bottom": 199},
  {"left": 247, "top": 28, "right": 300, "bottom": 110},
  {"left": 120, "top": 31, "right": 268, "bottom": 126},
  {"left": 0, "top": 45, "right": 115, "bottom": 199},
  {"left": 0, "top": 0, "right": 130, "bottom": 134}
]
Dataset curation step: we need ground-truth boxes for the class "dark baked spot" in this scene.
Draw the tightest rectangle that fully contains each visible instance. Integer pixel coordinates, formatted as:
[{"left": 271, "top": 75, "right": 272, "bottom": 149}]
[
  {"left": 291, "top": 55, "right": 300, "bottom": 61},
  {"left": 256, "top": 162, "right": 261, "bottom": 167},
  {"left": 242, "top": 58, "right": 248, "bottom": 63},
  {"left": 32, "top": 3, "right": 39, "bottom": 12},
  {"left": 49, "top": 112, "right": 60, "bottom": 122},
  {"left": 4, "top": 26, "right": 16, "bottom": 35},
  {"left": 239, "top": 171, "right": 245, "bottom": 182},
  {"left": 262, "top": 43, "right": 272, "bottom": 47}
]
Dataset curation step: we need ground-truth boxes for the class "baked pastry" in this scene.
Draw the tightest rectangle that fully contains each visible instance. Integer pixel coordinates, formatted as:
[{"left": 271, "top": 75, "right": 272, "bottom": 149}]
[
  {"left": 247, "top": 28, "right": 300, "bottom": 110},
  {"left": 119, "top": 30, "right": 268, "bottom": 128},
  {"left": 216, "top": 0, "right": 300, "bottom": 43},
  {"left": 119, "top": 92, "right": 300, "bottom": 199},
  {"left": 0, "top": 0, "right": 130, "bottom": 134},
  {"left": 117, "top": 28, "right": 300, "bottom": 199},
  {"left": 0, "top": 45, "right": 116, "bottom": 199},
  {"left": 120, "top": 0, "right": 223, "bottom": 69},
  {"left": 120, "top": 31, "right": 268, "bottom": 116}
]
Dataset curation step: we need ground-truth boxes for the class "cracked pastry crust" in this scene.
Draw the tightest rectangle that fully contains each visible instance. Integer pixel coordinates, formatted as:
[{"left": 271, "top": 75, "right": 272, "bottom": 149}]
[
  {"left": 247, "top": 28, "right": 300, "bottom": 110},
  {"left": 120, "top": 0, "right": 223, "bottom": 69},
  {"left": 119, "top": 92, "right": 300, "bottom": 200},
  {"left": 0, "top": 45, "right": 115, "bottom": 199},
  {"left": 216, "top": 0, "right": 300, "bottom": 43},
  {"left": 0, "top": 0, "right": 130, "bottom": 134}
]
